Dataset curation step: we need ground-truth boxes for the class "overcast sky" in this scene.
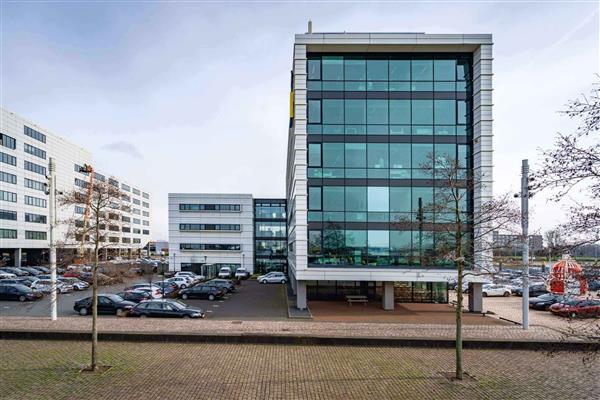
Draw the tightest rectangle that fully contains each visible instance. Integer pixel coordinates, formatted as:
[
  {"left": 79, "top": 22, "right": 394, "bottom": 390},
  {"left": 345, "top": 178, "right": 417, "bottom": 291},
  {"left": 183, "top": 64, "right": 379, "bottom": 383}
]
[{"left": 1, "top": 1, "right": 598, "bottom": 240}]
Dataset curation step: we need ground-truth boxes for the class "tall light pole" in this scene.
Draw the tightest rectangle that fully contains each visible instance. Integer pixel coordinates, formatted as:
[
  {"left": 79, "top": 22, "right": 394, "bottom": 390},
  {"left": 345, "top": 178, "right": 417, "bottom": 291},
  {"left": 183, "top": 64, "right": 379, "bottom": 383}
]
[
  {"left": 47, "top": 158, "right": 58, "bottom": 321},
  {"left": 520, "top": 160, "right": 530, "bottom": 330}
]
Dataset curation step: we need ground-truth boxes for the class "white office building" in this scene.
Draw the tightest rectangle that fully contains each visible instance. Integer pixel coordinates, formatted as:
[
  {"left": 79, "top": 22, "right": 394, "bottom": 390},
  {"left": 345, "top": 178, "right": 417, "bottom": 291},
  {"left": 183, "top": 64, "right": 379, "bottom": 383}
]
[
  {"left": 0, "top": 107, "right": 152, "bottom": 266},
  {"left": 286, "top": 31, "right": 493, "bottom": 311},
  {"left": 168, "top": 193, "right": 254, "bottom": 275}
]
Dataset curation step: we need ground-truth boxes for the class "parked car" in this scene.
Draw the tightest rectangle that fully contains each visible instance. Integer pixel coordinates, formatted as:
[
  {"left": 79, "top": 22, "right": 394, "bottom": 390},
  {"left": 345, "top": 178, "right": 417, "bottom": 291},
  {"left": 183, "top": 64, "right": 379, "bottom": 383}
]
[
  {"left": 128, "top": 299, "right": 205, "bottom": 319},
  {"left": 31, "top": 279, "right": 74, "bottom": 294},
  {"left": 550, "top": 299, "right": 600, "bottom": 318},
  {"left": 124, "top": 284, "right": 163, "bottom": 298},
  {"left": 205, "top": 279, "right": 236, "bottom": 293},
  {"left": 257, "top": 272, "right": 287, "bottom": 284},
  {"left": 0, "top": 271, "right": 17, "bottom": 280},
  {"left": 0, "top": 267, "right": 29, "bottom": 276},
  {"left": 73, "top": 294, "right": 135, "bottom": 316},
  {"left": 179, "top": 285, "right": 225, "bottom": 301},
  {"left": 529, "top": 293, "right": 567, "bottom": 311},
  {"left": 19, "top": 267, "right": 41, "bottom": 276},
  {"left": 14, "top": 276, "right": 38, "bottom": 286},
  {"left": 116, "top": 290, "right": 153, "bottom": 303},
  {"left": 0, "top": 279, "right": 33, "bottom": 287},
  {"left": 175, "top": 271, "right": 204, "bottom": 284},
  {"left": 153, "top": 281, "right": 178, "bottom": 297},
  {"left": 234, "top": 268, "right": 250, "bottom": 280},
  {"left": 0, "top": 284, "right": 43, "bottom": 301},
  {"left": 218, "top": 266, "right": 232, "bottom": 279},
  {"left": 166, "top": 277, "right": 191, "bottom": 289},
  {"left": 513, "top": 284, "right": 549, "bottom": 297},
  {"left": 31, "top": 266, "right": 50, "bottom": 274},
  {"left": 482, "top": 284, "right": 511, "bottom": 297},
  {"left": 58, "top": 277, "right": 89, "bottom": 291}
]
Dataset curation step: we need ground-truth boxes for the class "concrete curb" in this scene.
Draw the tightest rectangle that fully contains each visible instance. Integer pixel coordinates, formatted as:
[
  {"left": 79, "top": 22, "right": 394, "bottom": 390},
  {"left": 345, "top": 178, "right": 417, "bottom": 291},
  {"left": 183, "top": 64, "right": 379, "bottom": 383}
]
[{"left": 1, "top": 329, "right": 598, "bottom": 351}]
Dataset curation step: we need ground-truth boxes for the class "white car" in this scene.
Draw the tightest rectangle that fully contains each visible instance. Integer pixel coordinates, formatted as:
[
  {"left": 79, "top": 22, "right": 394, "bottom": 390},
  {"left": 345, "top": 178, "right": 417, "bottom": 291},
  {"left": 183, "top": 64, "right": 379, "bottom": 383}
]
[
  {"left": 126, "top": 284, "right": 163, "bottom": 298},
  {"left": 167, "top": 277, "right": 191, "bottom": 289},
  {"left": 234, "top": 268, "right": 250, "bottom": 280},
  {"left": 257, "top": 272, "right": 287, "bottom": 284},
  {"left": 58, "top": 277, "right": 89, "bottom": 291},
  {"left": 0, "top": 272, "right": 17, "bottom": 280},
  {"left": 218, "top": 267, "right": 232, "bottom": 279},
  {"left": 31, "top": 279, "right": 74, "bottom": 294},
  {"left": 175, "top": 271, "right": 204, "bottom": 284},
  {"left": 482, "top": 284, "right": 511, "bottom": 297}
]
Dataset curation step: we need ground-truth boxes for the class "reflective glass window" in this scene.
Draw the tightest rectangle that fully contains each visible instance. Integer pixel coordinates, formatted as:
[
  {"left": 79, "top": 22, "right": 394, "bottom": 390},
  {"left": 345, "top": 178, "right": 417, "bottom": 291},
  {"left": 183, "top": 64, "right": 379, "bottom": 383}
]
[
  {"left": 345, "top": 143, "right": 366, "bottom": 168},
  {"left": 412, "top": 100, "right": 433, "bottom": 125},
  {"left": 390, "top": 144, "right": 411, "bottom": 169},
  {"left": 345, "top": 187, "right": 367, "bottom": 211},
  {"left": 412, "top": 187, "right": 433, "bottom": 212},
  {"left": 308, "top": 59, "right": 321, "bottom": 80},
  {"left": 390, "top": 187, "right": 411, "bottom": 212},
  {"left": 457, "top": 101, "right": 467, "bottom": 125},
  {"left": 367, "top": 143, "right": 388, "bottom": 169},
  {"left": 390, "top": 100, "right": 411, "bottom": 125},
  {"left": 309, "top": 187, "right": 321, "bottom": 210},
  {"left": 322, "top": 100, "right": 344, "bottom": 124},
  {"left": 367, "top": 59, "right": 388, "bottom": 81},
  {"left": 434, "top": 100, "right": 456, "bottom": 125},
  {"left": 434, "top": 60, "right": 456, "bottom": 81},
  {"left": 344, "top": 58, "right": 365, "bottom": 81},
  {"left": 308, "top": 143, "right": 321, "bottom": 167},
  {"left": 308, "top": 100, "right": 321, "bottom": 123},
  {"left": 412, "top": 144, "right": 433, "bottom": 169},
  {"left": 322, "top": 56, "right": 344, "bottom": 80},
  {"left": 345, "top": 100, "right": 366, "bottom": 124},
  {"left": 323, "top": 186, "right": 344, "bottom": 211},
  {"left": 367, "top": 100, "right": 388, "bottom": 124},
  {"left": 368, "top": 187, "right": 389, "bottom": 212},
  {"left": 389, "top": 60, "right": 410, "bottom": 81},
  {"left": 412, "top": 60, "right": 433, "bottom": 81},
  {"left": 368, "top": 230, "right": 389, "bottom": 253},
  {"left": 322, "top": 143, "right": 344, "bottom": 167}
]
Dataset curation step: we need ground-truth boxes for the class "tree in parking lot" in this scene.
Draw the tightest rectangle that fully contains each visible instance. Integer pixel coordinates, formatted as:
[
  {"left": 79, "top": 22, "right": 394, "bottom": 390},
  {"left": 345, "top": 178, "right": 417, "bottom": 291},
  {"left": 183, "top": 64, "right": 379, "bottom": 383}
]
[
  {"left": 60, "top": 176, "right": 127, "bottom": 372},
  {"left": 396, "top": 152, "right": 520, "bottom": 380}
]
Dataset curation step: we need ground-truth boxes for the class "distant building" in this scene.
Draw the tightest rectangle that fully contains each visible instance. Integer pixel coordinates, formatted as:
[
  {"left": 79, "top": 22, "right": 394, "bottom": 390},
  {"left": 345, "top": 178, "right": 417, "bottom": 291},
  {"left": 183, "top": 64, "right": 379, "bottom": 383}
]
[{"left": 492, "top": 232, "right": 543, "bottom": 256}]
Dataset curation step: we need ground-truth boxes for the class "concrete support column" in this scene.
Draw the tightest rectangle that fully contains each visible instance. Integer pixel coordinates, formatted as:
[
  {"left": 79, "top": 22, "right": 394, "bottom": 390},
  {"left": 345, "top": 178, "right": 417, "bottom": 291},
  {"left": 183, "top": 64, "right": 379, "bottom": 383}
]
[
  {"left": 383, "top": 281, "right": 395, "bottom": 311},
  {"left": 468, "top": 282, "right": 483, "bottom": 313},
  {"left": 14, "top": 248, "right": 22, "bottom": 267},
  {"left": 296, "top": 280, "right": 307, "bottom": 310}
]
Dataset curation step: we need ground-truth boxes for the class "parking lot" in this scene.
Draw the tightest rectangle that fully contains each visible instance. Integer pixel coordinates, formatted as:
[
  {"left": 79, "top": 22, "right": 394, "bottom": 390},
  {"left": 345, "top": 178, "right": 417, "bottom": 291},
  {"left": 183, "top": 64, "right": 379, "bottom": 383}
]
[{"left": 0, "top": 276, "right": 288, "bottom": 320}]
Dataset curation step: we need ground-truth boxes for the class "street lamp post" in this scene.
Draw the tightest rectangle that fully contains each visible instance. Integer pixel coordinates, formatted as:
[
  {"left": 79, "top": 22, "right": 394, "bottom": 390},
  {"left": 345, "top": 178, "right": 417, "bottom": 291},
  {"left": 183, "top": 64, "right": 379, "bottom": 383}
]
[
  {"left": 520, "top": 160, "right": 530, "bottom": 330},
  {"left": 48, "top": 158, "right": 58, "bottom": 321}
]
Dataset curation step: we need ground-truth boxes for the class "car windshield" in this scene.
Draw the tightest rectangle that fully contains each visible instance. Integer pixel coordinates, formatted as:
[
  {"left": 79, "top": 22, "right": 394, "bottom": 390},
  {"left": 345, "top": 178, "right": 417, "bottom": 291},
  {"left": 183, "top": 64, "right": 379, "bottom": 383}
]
[
  {"left": 536, "top": 294, "right": 553, "bottom": 300},
  {"left": 167, "top": 300, "right": 186, "bottom": 310},
  {"left": 105, "top": 294, "right": 124, "bottom": 302}
]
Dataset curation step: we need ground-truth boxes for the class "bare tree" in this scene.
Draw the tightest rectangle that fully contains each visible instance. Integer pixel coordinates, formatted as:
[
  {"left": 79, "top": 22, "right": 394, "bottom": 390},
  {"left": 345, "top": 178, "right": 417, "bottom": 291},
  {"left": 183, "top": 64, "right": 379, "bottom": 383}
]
[
  {"left": 401, "top": 152, "right": 520, "bottom": 379},
  {"left": 60, "top": 178, "right": 127, "bottom": 372}
]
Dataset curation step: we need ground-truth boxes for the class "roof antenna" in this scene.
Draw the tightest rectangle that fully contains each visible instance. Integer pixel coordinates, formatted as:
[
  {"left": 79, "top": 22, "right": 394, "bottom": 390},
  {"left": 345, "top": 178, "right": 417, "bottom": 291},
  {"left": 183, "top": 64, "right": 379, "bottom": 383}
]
[{"left": 307, "top": 19, "right": 312, "bottom": 34}]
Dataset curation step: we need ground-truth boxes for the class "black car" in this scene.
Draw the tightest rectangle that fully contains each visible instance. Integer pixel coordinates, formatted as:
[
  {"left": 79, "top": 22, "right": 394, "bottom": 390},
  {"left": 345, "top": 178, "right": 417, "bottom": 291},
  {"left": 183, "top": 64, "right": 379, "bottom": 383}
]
[
  {"left": 178, "top": 285, "right": 225, "bottom": 301},
  {"left": 205, "top": 279, "right": 236, "bottom": 293},
  {"left": 73, "top": 294, "right": 136, "bottom": 316},
  {"left": 588, "top": 280, "right": 600, "bottom": 291},
  {"left": 0, "top": 284, "right": 43, "bottom": 301},
  {"left": 514, "top": 285, "right": 549, "bottom": 297},
  {"left": 0, "top": 267, "right": 29, "bottom": 276},
  {"left": 529, "top": 293, "right": 566, "bottom": 310},
  {"left": 19, "top": 267, "right": 41, "bottom": 276},
  {"left": 129, "top": 299, "right": 205, "bottom": 319},
  {"left": 0, "top": 279, "right": 34, "bottom": 287},
  {"left": 116, "top": 290, "right": 153, "bottom": 303}
]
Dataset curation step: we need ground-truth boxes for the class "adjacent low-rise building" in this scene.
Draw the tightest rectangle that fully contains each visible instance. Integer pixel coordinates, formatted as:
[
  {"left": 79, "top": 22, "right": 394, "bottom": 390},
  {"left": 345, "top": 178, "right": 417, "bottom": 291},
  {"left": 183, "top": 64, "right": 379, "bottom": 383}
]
[{"left": 0, "top": 107, "right": 152, "bottom": 266}]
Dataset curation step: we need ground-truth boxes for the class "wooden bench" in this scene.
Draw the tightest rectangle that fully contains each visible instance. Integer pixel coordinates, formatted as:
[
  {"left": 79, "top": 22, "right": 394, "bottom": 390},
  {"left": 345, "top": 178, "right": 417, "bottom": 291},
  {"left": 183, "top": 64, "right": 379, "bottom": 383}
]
[{"left": 345, "top": 295, "right": 368, "bottom": 306}]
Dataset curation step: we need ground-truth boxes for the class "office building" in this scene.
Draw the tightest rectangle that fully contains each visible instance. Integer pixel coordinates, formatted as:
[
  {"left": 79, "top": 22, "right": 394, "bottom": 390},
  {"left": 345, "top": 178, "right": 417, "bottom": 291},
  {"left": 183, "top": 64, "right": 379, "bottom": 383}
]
[
  {"left": 493, "top": 231, "right": 544, "bottom": 257},
  {"left": 0, "top": 108, "right": 152, "bottom": 266},
  {"left": 168, "top": 193, "right": 287, "bottom": 276},
  {"left": 286, "top": 31, "right": 493, "bottom": 310}
]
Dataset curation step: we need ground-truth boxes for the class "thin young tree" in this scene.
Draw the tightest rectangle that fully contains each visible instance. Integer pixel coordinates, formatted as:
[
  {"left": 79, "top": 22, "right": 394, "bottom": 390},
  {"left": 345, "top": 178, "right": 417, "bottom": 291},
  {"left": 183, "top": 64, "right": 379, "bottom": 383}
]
[
  {"left": 61, "top": 177, "right": 127, "bottom": 372},
  {"left": 400, "top": 151, "right": 520, "bottom": 380}
]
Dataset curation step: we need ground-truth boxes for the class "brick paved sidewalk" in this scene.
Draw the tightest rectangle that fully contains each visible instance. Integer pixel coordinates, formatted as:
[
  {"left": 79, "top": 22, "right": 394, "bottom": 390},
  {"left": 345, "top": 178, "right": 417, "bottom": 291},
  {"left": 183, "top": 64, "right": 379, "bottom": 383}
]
[{"left": 0, "top": 316, "right": 586, "bottom": 342}]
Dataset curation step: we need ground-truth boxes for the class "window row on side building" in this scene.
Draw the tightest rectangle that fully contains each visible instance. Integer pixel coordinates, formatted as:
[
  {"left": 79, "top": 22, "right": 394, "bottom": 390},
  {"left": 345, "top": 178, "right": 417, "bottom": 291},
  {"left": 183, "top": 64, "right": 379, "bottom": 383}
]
[
  {"left": 0, "top": 107, "right": 152, "bottom": 266},
  {"left": 168, "top": 194, "right": 287, "bottom": 277}
]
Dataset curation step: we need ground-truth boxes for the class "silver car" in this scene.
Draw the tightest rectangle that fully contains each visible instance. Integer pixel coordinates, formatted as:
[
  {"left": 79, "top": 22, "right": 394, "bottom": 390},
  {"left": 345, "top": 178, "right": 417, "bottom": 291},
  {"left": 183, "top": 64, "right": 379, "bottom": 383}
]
[{"left": 257, "top": 272, "right": 287, "bottom": 284}]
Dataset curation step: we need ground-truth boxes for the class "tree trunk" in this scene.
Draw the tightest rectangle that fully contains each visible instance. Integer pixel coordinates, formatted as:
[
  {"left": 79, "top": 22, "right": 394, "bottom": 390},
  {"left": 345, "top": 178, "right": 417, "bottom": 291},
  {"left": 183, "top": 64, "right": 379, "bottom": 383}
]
[
  {"left": 455, "top": 195, "right": 464, "bottom": 380},
  {"left": 91, "top": 230, "right": 99, "bottom": 371}
]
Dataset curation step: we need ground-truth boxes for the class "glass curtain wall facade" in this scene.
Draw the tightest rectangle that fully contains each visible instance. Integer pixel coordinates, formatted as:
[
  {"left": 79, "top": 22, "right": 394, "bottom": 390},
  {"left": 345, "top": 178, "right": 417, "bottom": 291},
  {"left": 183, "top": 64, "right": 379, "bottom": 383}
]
[
  {"left": 305, "top": 53, "right": 473, "bottom": 269},
  {"left": 254, "top": 199, "right": 288, "bottom": 274}
]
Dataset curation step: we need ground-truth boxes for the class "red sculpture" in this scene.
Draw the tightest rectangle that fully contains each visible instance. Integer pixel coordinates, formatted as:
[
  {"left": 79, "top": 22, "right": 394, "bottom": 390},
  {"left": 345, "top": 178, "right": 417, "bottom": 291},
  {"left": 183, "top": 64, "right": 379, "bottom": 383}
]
[{"left": 549, "top": 255, "right": 587, "bottom": 295}]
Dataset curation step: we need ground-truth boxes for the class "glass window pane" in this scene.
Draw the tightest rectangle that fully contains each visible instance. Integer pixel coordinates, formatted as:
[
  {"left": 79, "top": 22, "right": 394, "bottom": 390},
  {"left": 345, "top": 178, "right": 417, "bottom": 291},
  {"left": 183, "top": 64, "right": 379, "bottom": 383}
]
[
  {"left": 308, "top": 143, "right": 321, "bottom": 167},
  {"left": 345, "top": 100, "right": 366, "bottom": 124},
  {"left": 367, "top": 143, "right": 388, "bottom": 169},
  {"left": 412, "top": 187, "right": 433, "bottom": 212},
  {"left": 322, "top": 56, "right": 343, "bottom": 80},
  {"left": 390, "top": 100, "right": 410, "bottom": 125},
  {"left": 389, "top": 60, "right": 410, "bottom": 81},
  {"left": 457, "top": 100, "right": 467, "bottom": 125},
  {"left": 412, "top": 100, "right": 433, "bottom": 125},
  {"left": 308, "top": 230, "right": 322, "bottom": 255},
  {"left": 367, "top": 100, "right": 388, "bottom": 124},
  {"left": 390, "top": 143, "right": 411, "bottom": 169},
  {"left": 368, "top": 230, "right": 389, "bottom": 253},
  {"left": 367, "top": 59, "right": 388, "bottom": 81},
  {"left": 457, "top": 60, "right": 470, "bottom": 81},
  {"left": 368, "top": 187, "right": 389, "bottom": 212},
  {"left": 345, "top": 187, "right": 367, "bottom": 211},
  {"left": 434, "top": 100, "right": 456, "bottom": 125},
  {"left": 309, "top": 187, "right": 321, "bottom": 210},
  {"left": 344, "top": 58, "right": 365, "bottom": 81},
  {"left": 346, "top": 230, "right": 366, "bottom": 248},
  {"left": 412, "top": 60, "right": 433, "bottom": 81},
  {"left": 434, "top": 60, "right": 456, "bottom": 81},
  {"left": 345, "top": 143, "right": 366, "bottom": 168},
  {"left": 308, "top": 100, "right": 321, "bottom": 124},
  {"left": 435, "top": 144, "right": 456, "bottom": 166},
  {"left": 390, "top": 187, "right": 411, "bottom": 212},
  {"left": 390, "top": 231, "right": 411, "bottom": 250},
  {"left": 308, "top": 59, "right": 321, "bottom": 80},
  {"left": 412, "top": 144, "right": 433, "bottom": 169},
  {"left": 322, "top": 100, "right": 344, "bottom": 124},
  {"left": 323, "top": 186, "right": 344, "bottom": 211},
  {"left": 322, "top": 143, "right": 344, "bottom": 167},
  {"left": 458, "top": 144, "right": 469, "bottom": 168}
]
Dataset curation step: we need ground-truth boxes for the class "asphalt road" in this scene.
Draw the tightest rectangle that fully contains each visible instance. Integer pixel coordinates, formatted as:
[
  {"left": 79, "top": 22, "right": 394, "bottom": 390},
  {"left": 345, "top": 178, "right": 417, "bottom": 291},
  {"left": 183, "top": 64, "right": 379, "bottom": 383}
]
[{"left": 0, "top": 277, "right": 288, "bottom": 320}]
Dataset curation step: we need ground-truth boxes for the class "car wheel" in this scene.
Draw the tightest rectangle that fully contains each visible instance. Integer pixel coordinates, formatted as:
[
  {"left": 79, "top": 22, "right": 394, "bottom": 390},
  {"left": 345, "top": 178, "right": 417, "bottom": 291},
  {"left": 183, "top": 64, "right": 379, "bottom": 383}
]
[
  {"left": 182, "top": 314, "right": 190, "bottom": 319},
  {"left": 208, "top": 294, "right": 215, "bottom": 301},
  {"left": 79, "top": 308, "right": 88, "bottom": 316},
  {"left": 140, "top": 314, "right": 147, "bottom": 318},
  {"left": 503, "top": 292, "right": 510, "bottom": 297},
  {"left": 181, "top": 293, "right": 189, "bottom": 300},
  {"left": 482, "top": 292, "right": 488, "bottom": 297},
  {"left": 116, "top": 308, "right": 124, "bottom": 317},
  {"left": 281, "top": 279, "right": 286, "bottom": 284},
  {"left": 181, "top": 284, "right": 186, "bottom": 289},
  {"left": 259, "top": 280, "right": 265, "bottom": 284},
  {"left": 18, "top": 295, "right": 26, "bottom": 302},
  {"left": 570, "top": 312, "right": 577, "bottom": 319}
]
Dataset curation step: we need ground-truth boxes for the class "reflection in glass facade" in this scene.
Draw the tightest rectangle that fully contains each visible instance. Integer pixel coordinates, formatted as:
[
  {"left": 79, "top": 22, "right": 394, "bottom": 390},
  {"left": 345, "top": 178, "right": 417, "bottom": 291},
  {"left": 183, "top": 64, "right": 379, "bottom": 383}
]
[
  {"left": 306, "top": 54, "right": 473, "bottom": 268},
  {"left": 254, "top": 199, "right": 288, "bottom": 274}
]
